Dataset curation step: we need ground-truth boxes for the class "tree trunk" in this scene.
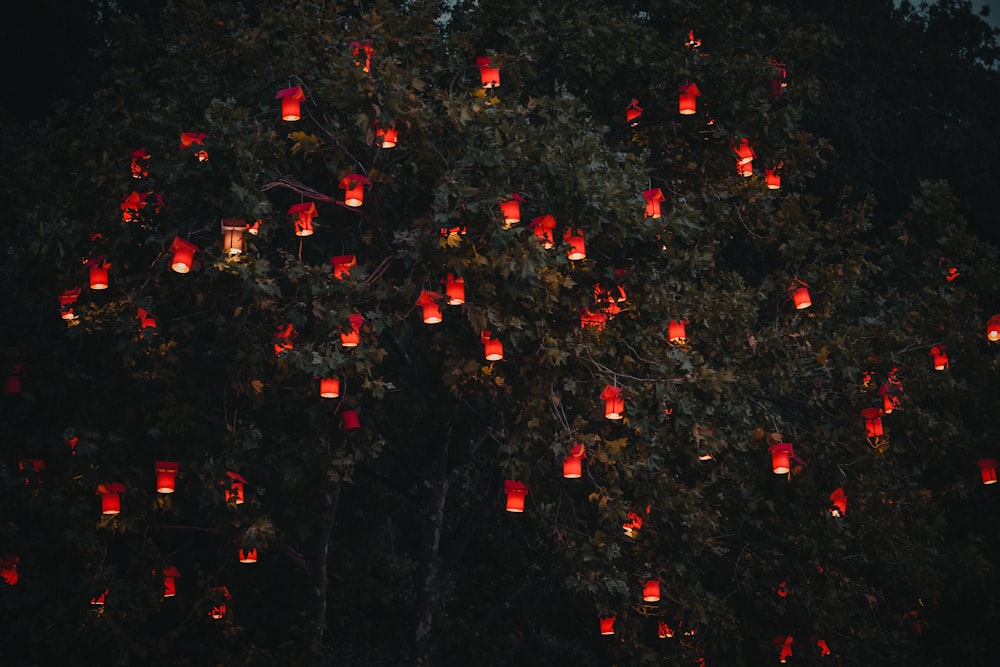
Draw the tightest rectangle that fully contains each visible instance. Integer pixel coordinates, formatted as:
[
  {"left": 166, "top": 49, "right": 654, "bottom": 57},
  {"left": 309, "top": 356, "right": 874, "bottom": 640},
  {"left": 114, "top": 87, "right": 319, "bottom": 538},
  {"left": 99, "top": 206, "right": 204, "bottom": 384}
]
[
  {"left": 411, "top": 432, "right": 450, "bottom": 667},
  {"left": 310, "top": 480, "right": 341, "bottom": 655}
]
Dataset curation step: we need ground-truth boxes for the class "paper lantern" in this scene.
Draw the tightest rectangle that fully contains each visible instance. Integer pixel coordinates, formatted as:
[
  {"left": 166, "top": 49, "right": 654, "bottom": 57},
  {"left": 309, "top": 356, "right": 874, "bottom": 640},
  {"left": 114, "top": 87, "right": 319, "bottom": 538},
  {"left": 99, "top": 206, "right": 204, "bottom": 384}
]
[
  {"left": 247, "top": 220, "right": 261, "bottom": 235},
  {"left": 657, "top": 621, "right": 674, "bottom": 638},
  {"left": 499, "top": 194, "right": 522, "bottom": 227},
  {"left": 209, "top": 586, "right": 231, "bottom": 619},
  {"left": 978, "top": 458, "right": 998, "bottom": 485},
  {"left": 130, "top": 147, "right": 150, "bottom": 179},
  {"left": 564, "top": 229, "right": 586, "bottom": 260},
  {"left": 623, "top": 511, "right": 643, "bottom": 537},
  {"left": 222, "top": 218, "right": 247, "bottom": 255},
  {"left": 59, "top": 288, "right": 81, "bottom": 320},
  {"left": 288, "top": 202, "right": 317, "bottom": 237},
  {"left": 766, "top": 168, "right": 781, "bottom": 190},
  {"left": 769, "top": 443, "right": 793, "bottom": 474},
  {"left": 816, "top": 638, "right": 831, "bottom": 657},
  {"left": 601, "top": 385, "right": 624, "bottom": 420},
  {"left": 273, "top": 323, "right": 296, "bottom": 356},
  {"left": 734, "top": 138, "right": 755, "bottom": 165},
  {"left": 775, "top": 634, "right": 795, "bottom": 663},
  {"left": 861, "top": 407, "right": 884, "bottom": 437},
  {"left": 89, "top": 260, "right": 110, "bottom": 290},
  {"left": 580, "top": 308, "right": 607, "bottom": 330},
  {"left": 170, "top": 237, "right": 198, "bottom": 273},
  {"left": 830, "top": 487, "right": 847, "bottom": 517},
  {"left": 442, "top": 274, "right": 465, "bottom": 305},
  {"left": 481, "top": 331, "right": 503, "bottom": 361},
  {"left": 91, "top": 588, "right": 108, "bottom": 605},
  {"left": 275, "top": 86, "right": 305, "bottom": 121},
  {"left": 643, "top": 188, "right": 665, "bottom": 218},
  {"left": 340, "top": 174, "right": 370, "bottom": 207},
  {"left": 530, "top": 214, "right": 556, "bottom": 249},
  {"left": 678, "top": 82, "right": 702, "bottom": 115},
  {"left": 626, "top": 98, "right": 642, "bottom": 126},
  {"left": 341, "top": 313, "right": 364, "bottom": 347},
  {"left": 343, "top": 409, "right": 361, "bottom": 431},
  {"left": 330, "top": 255, "right": 357, "bottom": 279},
  {"left": 179, "top": 132, "right": 209, "bottom": 161},
  {"left": 790, "top": 283, "right": 811, "bottom": 309},
  {"left": 504, "top": 480, "right": 527, "bottom": 512},
  {"left": 416, "top": 290, "right": 444, "bottom": 324},
  {"left": 239, "top": 548, "right": 258, "bottom": 564},
  {"left": 667, "top": 320, "right": 687, "bottom": 343},
  {"left": 375, "top": 123, "right": 398, "bottom": 148},
  {"left": 930, "top": 345, "right": 949, "bottom": 371},
  {"left": 599, "top": 615, "right": 616, "bottom": 635},
  {"left": 737, "top": 160, "right": 754, "bottom": 177},
  {"left": 475, "top": 56, "right": 500, "bottom": 89},
  {"left": 1, "top": 556, "right": 19, "bottom": 586},
  {"left": 987, "top": 315, "right": 1000, "bottom": 341},
  {"left": 351, "top": 40, "right": 375, "bottom": 72},
  {"left": 97, "top": 482, "right": 126, "bottom": 515},
  {"left": 120, "top": 191, "right": 145, "bottom": 222},
  {"left": 162, "top": 566, "right": 181, "bottom": 597},
  {"left": 155, "top": 461, "right": 179, "bottom": 494},
  {"left": 319, "top": 378, "right": 340, "bottom": 399},
  {"left": 642, "top": 579, "right": 661, "bottom": 602},
  {"left": 563, "top": 443, "right": 586, "bottom": 479},
  {"left": 225, "top": 471, "right": 246, "bottom": 505}
]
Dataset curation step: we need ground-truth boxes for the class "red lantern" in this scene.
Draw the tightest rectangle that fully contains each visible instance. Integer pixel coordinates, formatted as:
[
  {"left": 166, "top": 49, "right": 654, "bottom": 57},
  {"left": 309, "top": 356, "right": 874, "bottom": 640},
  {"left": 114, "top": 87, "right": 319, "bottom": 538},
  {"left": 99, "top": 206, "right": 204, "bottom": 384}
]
[
  {"left": 530, "top": 214, "right": 556, "bottom": 249},
  {"left": 643, "top": 188, "right": 664, "bottom": 218},
  {"left": 482, "top": 330, "right": 503, "bottom": 361},
  {"left": 504, "top": 480, "right": 527, "bottom": 512},
  {"left": 288, "top": 202, "right": 317, "bottom": 237},
  {"left": 987, "top": 315, "right": 1000, "bottom": 342},
  {"left": 130, "top": 147, "right": 150, "bottom": 179},
  {"left": 59, "top": 288, "right": 81, "bottom": 320},
  {"left": 155, "top": 461, "right": 179, "bottom": 494},
  {"left": 775, "top": 634, "right": 795, "bottom": 663},
  {"left": 601, "top": 385, "right": 624, "bottom": 420},
  {"left": 678, "top": 82, "right": 702, "bottom": 115},
  {"left": 978, "top": 458, "right": 998, "bottom": 485},
  {"left": 89, "top": 259, "right": 110, "bottom": 290},
  {"left": 209, "top": 586, "right": 231, "bottom": 619},
  {"left": 273, "top": 323, "right": 296, "bottom": 356},
  {"left": 765, "top": 168, "right": 781, "bottom": 190},
  {"left": 737, "top": 160, "right": 753, "bottom": 177},
  {"left": 580, "top": 308, "right": 607, "bottom": 330},
  {"left": 790, "top": 282, "right": 811, "bottom": 309},
  {"left": 1, "top": 556, "right": 19, "bottom": 586},
  {"left": 626, "top": 98, "right": 642, "bottom": 126},
  {"left": 816, "top": 638, "right": 831, "bottom": 657},
  {"left": 475, "top": 56, "right": 500, "bottom": 89},
  {"left": 599, "top": 615, "right": 616, "bottom": 635},
  {"left": 563, "top": 443, "right": 586, "bottom": 479},
  {"left": 330, "top": 255, "right": 357, "bottom": 279},
  {"left": 169, "top": 237, "right": 198, "bottom": 273},
  {"left": 623, "top": 511, "right": 643, "bottom": 537},
  {"left": 769, "top": 443, "right": 793, "bottom": 474},
  {"left": 137, "top": 308, "right": 157, "bottom": 335},
  {"left": 162, "top": 566, "right": 181, "bottom": 598},
  {"left": 829, "top": 487, "right": 847, "bottom": 517},
  {"left": 734, "top": 138, "right": 755, "bottom": 165},
  {"left": 375, "top": 123, "right": 398, "bottom": 148},
  {"left": 275, "top": 86, "right": 305, "bottom": 121},
  {"left": 320, "top": 378, "right": 340, "bottom": 399},
  {"left": 930, "top": 345, "right": 949, "bottom": 371},
  {"left": 657, "top": 620, "right": 674, "bottom": 638},
  {"left": 444, "top": 274, "right": 465, "bottom": 305},
  {"left": 120, "top": 191, "right": 145, "bottom": 222},
  {"left": 861, "top": 407, "right": 884, "bottom": 437},
  {"left": 247, "top": 220, "right": 261, "bottom": 235},
  {"left": 343, "top": 409, "right": 361, "bottom": 431},
  {"left": 667, "top": 320, "right": 687, "bottom": 343},
  {"left": 97, "top": 482, "right": 126, "bottom": 515},
  {"left": 642, "top": 579, "right": 661, "bottom": 602},
  {"left": 351, "top": 40, "right": 375, "bottom": 72},
  {"left": 225, "top": 471, "right": 246, "bottom": 505},
  {"left": 239, "top": 548, "right": 258, "bottom": 564},
  {"left": 342, "top": 313, "right": 364, "bottom": 347},
  {"left": 564, "top": 229, "right": 586, "bottom": 260},
  {"left": 222, "top": 218, "right": 247, "bottom": 255},
  {"left": 340, "top": 173, "right": 370, "bottom": 207},
  {"left": 91, "top": 588, "right": 108, "bottom": 605},
  {"left": 416, "top": 290, "right": 444, "bottom": 324},
  {"left": 499, "top": 194, "right": 522, "bottom": 227},
  {"left": 179, "top": 132, "right": 209, "bottom": 161}
]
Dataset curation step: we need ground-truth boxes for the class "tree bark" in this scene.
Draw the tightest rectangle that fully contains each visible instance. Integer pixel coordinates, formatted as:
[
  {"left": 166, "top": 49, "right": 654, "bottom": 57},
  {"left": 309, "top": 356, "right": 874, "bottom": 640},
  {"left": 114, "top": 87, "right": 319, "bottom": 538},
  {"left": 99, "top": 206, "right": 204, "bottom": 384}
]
[
  {"left": 411, "top": 431, "right": 450, "bottom": 667},
  {"left": 310, "top": 480, "right": 341, "bottom": 655}
]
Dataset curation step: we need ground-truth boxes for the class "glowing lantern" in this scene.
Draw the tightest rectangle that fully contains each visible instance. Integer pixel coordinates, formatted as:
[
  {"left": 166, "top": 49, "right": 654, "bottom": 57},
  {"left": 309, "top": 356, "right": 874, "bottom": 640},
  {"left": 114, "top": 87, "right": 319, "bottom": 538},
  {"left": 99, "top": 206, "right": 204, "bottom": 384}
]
[
  {"left": 657, "top": 621, "right": 674, "bottom": 638},
  {"left": 1, "top": 555, "right": 19, "bottom": 586},
  {"left": 225, "top": 471, "right": 246, "bottom": 505},
  {"left": 503, "top": 480, "right": 527, "bottom": 512},
  {"left": 734, "top": 138, "right": 755, "bottom": 176},
  {"left": 829, "top": 487, "right": 847, "bottom": 517},
  {"left": 775, "top": 634, "right": 794, "bottom": 663},
  {"left": 120, "top": 191, "right": 145, "bottom": 222},
  {"left": 563, "top": 443, "right": 586, "bottom": 479},
  {"left": 626, "top": 98, "right": 642, "bottom": 126},
  {"left": 475, "top": 56, "right": 500, "bottom": 89},
  {"left": 816, "top": 638, "right": 831, "bottom": 657},
  {"left": 97, "top": 482, "right": 126, "bottom": 515},
  {"left": 643, "top": 188, "right": 665, "bottom": 218},
  {"left": 375, "top": 123, "right": 398, "bottom": 148},
  {"left": 790, "top": 282, "right": 811, "bottom": 309},
  {"left": 288, "top": 202, "right": 317, "bottom": 236},
  {"left": 930, "top": 345, "right": 949, "bottom": 371},
  {"left": 987, "top": 315, "right": 1000, "bottom": 341},
  {"left": 59, "top": 288, "right": 81, "bottom": 320},
  {"left": 209, "top": 587, "right": 231, "bottom": 619},
  {"left": 341, "top": 313, "right": 364, "bottom": 347},
  {"left": 623, "top": 511, "right": 643, "bottom": 537},
  {"left": 861, "top": 407, "right": 884, "bottom": 437},
  {"left": 170, "top": 237, "right": 198, "bottom": 273},
  {"left": 91, "top": 588, "right": 108, "bottom": 605},
  {"left": 530, "top": 214, "right": 556, "bottom": 249},
  {"left": 667, "top": 320, "right": 687, "bottom": 343},
  {"left": 351, "top": 40, "right": 375, "bottom": 72},
  {"left": 275, "top": 86, "right": 305, "bottom": 121},
  {"left": 482, "top": 331, "right": 503, "bottom": 361},
  {"left": 343, "top": 409, "right": 361, "bottom": 431},
  {"left": 179, "top": 132, "right": 208, "bottom": 161},
  {"left": 439, "top": 274, "right": 465, "bottom": 305},
  {"left": 239, "top": 548, "right": 258, "bottom": 564},
  {"left": 162, "top": 566, "right": 181, "bottom": 597},
  {"left": 642, "top": 579, "right": 661, "bottom": 602},
  {"left": 222, "top": 218, "right": 247, "bottom": 255},
  {"left": 738, "top": 160, "right": 754, "bottom": 177},
  {"left": 416, "top": 290, "right": 444, "bottom": 324},
  {"left": 765, "top": 168, "right": 781, "bottom": 190},
  {"left": 978, "top": 458, "right": 998, "bottom": 485},
  {"left": 274, "top": 323, "right": 296, "bottom": 355},
  {"left": 137, "top": 308, "right": 157, "bottom": 336},
  {"left": 130, "top": 147, "right": 150, "bottom": 179},
  {"left": 564, "top": 229, "right": 586, "bottom": 260},
  {"left": 599, "top": 615, "right": 616, "bottom": 635},
  {"left": 769, "top": 443, "right": 793, "bottom": 475},
  {"left": 601, "top": 385, "right": 624, "bottom": 420},
  {"left": 155, "top": 461, "right": 179, "bottom": 494},
  {"left": 580, "top": 308, "right": 607, "bottom": 330},
  {"left": 340, "top": 173, "right": 370, "bottom": 207},
  {"left": 89, "top": 259, "right": 110, "bottom": 290},
  {"left": 499, "top": 194, "right": 522, "bottom": 227},
  {"left": 678, "top": 82, "right": 702, "bottom": 115},
  {"left": 320, "top": 378, "right": 340, "bottom": 399},
  {"left": 247, "top": 220, "right": 261, "bottom": 235},
  {"left": 331, "top": 255, "right": 357, "bottom": 279}
]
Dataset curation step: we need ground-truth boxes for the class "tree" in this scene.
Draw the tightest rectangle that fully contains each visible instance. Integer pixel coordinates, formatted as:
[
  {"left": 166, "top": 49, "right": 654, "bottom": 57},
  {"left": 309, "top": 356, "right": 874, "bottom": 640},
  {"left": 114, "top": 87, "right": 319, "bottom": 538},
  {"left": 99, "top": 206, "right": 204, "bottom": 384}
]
[{"left": 2, "top": 1, "right": 999, "bottom": 665}]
